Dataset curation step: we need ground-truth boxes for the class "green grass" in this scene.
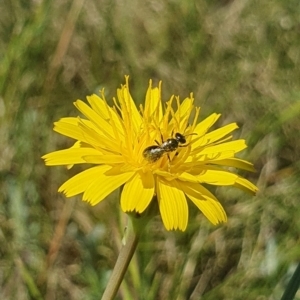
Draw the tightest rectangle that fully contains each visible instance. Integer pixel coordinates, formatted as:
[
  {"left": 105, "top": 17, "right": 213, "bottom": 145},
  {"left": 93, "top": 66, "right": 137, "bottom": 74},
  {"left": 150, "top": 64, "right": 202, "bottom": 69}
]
[{"left": 1, "top": 0, "right": 300, "bottom": 299}]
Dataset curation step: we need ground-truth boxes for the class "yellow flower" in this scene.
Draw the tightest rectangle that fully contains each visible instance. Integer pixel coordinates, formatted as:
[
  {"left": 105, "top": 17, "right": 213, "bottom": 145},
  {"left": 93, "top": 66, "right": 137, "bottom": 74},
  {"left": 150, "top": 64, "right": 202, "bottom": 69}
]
[{"left": 42, "top": 76, "right": 258, "bottom": 231}]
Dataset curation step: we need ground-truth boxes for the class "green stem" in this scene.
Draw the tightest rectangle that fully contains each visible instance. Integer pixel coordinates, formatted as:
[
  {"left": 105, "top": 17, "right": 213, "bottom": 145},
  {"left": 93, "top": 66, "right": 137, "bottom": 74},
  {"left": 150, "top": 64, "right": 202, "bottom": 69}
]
[
  {"left": 280, "top": 262, "right": 300, "bottom": 300},
  {"left": 101, "top": 218, "right": 140, "bottom": 300}
]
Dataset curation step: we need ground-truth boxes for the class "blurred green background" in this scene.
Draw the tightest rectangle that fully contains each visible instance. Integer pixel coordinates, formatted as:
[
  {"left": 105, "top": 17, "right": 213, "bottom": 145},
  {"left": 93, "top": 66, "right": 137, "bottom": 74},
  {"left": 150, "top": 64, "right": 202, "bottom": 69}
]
[{"left": 1, "top": 0, "right": 300, "bottom": 299}]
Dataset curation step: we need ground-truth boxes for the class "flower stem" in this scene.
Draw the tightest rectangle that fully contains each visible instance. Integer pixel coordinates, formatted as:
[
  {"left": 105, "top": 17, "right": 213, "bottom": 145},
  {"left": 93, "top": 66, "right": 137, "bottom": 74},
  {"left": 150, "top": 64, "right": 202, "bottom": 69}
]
[
  {"left": 101, "top": 217, "right": 140, "bottom": 300},
  {"left": 280, "top": 262, "right": 300, "bottom": 300}
]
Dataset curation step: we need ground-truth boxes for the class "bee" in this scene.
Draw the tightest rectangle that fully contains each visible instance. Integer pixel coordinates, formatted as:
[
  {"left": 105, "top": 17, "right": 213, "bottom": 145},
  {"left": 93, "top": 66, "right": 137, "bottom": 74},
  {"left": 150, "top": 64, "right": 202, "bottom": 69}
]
[{"left": 143, "top": 132, "right": 195, "bottom": 163}]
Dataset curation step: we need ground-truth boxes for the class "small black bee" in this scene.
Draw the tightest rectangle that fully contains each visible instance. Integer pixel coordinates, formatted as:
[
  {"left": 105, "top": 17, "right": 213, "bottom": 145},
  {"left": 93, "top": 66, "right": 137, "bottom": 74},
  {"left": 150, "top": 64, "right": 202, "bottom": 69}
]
[{"left": 143, "top": 132, "right": 194, "bottom": 163}]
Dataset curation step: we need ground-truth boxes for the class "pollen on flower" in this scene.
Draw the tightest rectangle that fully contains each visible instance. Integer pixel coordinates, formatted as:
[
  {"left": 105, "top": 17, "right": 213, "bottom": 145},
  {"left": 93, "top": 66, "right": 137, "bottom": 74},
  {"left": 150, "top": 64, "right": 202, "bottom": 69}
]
[{"left": 42, "top": 76, "right": 258, "bottom": 231}]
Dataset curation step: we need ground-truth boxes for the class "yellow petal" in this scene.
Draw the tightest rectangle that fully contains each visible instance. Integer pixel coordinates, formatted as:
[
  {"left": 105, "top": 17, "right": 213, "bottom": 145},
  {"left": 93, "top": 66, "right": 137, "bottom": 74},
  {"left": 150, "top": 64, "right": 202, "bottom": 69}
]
[
  {"left": 86, "top": 94, "right": 110, "bottom": 119},
  {"left": 178, "top": 181, "right": 227, "bottom": 225},
  {"left": 206, "top": 123, "right": 239, "bottom": 139},
  {"left": 86, "top": 94, "right": 124, "bottom": 134},
  {"left": 178, "top": 169, "right": 257, "bottom": 195},
  {"left": 121, "top": 171, "right": 154, "bottom": 213},
  {"left": 192, "top": 140, "right": 247, "bottom": 163},
  {"left": 235, "top": 177, "right": 258, "bottom": 195},
  {"left": 194, "top": 113, "right": 221, "bottom": 136},
  {"left": 66, "top": 141, "right": 81, "bottom": 169},
  {"left": 157, "top": 178, "right": 188, "bottom": 231},
  {"left": 193, "top": 123, "right": 238, "bottom": 148},
  {"left": 210, "top": 158, "right": 256, "bottom": 172},
  {"left": 82, "top": 170, "right": 134, "bottom": 205},
  {"left": 54, "top": 117, "right": 109, "bottom": 147},
  {"left": 117, "top": 77, "right": 142, "bottom": 133},
  {"left": 192, "top": 169, "right": 238, "bottom": 185},
  {"left": 144, "top": 80, "right": 163, "bottom": 121},
  {"left": 186, "top": 150, "right": 232, "bottom": 164},
  {"left": 176, "top": 172, "right": 199, "bottom": 183},
  {"left": 53, "top": 118, "right": 83, "bottom": 141},
  {"left": 83, "top": 154, "right": 124, "bottom": 164},
  {"left": 74, "top": 100, "right": 115, "bottom": 137},
  {"left": 58, "top": 166, "right": 110, "bottom": 197},
  {"left": 77, "top": 118, "right": 121, "bottom": 151},
  {"left": 42, "top": 147, "right": 102, "bottom": 165},
  {"left": 171, "top": 96, "right": 194, "bottom": 129},
  {"left": 198, "top": 140, "right": 247, "bottom": 154},
  {"left": 56, "top": 117, "right": 78, "bottom": 125}
]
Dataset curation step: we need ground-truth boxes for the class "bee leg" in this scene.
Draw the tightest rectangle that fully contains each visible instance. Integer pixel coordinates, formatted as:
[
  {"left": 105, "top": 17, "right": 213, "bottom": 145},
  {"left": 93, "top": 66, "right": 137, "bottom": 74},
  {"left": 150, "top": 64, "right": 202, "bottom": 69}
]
[
  {"left": 155, "top": 132, "right": 164, "bottom": 146},
  {"left": 160, "top": 133, "right": 164, "bottom": 142},
  {"left": 179, "top": 143, "right": 189, "bottom": 147},
  {"left": 167, "top": 157, "right": 171, "bottom": 172}
]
